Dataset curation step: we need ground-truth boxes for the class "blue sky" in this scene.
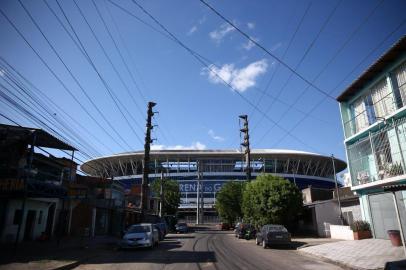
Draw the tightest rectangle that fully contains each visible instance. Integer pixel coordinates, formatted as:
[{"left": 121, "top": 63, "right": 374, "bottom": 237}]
[{"left": 0, "top": 0, "right": 405, "bottom": 163}]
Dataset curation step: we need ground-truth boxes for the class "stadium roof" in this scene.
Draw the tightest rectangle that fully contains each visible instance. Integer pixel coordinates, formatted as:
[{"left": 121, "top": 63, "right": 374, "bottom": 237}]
[{"left": 81, "top": 148, "right": 346, "bottom": 174}]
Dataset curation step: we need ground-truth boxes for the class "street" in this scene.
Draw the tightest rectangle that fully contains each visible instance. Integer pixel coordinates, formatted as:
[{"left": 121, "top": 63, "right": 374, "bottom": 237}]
[{"left": 73, "top": 227, "right": 344, "bottom": 270}]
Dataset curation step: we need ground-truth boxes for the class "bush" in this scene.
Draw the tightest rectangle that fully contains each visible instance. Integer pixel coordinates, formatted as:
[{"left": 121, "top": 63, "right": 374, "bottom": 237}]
[{"left": 350, "top": 220, "right": 370, "bottom": 232}]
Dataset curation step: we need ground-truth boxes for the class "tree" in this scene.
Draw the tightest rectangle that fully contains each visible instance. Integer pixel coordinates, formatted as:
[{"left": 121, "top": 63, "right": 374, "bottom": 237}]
[
  {"left": 151, "top": 179, "right": 181, "bottom": 215},
  {"left": 215, "top": 181, "right": 245, "bottom": 224},
  {"left": 242, "top": 174, "right": 302, "bottom": 229}
]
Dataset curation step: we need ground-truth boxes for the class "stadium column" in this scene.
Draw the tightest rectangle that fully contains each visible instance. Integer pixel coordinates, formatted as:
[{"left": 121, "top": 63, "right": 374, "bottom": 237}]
[{"left": 141, "top": 102, "right": 156, "bottom": 219}]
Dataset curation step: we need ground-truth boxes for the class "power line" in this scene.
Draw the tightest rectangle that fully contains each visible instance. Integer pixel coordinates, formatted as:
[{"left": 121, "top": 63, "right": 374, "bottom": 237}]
[
  {"left": 199, "top": 0, "right": 336, "bottom": 101},
  {"left": 93, "top": 0, "right": 147, "bottom": 105},
  {"left": 0, "top": 57, "right": 115, "bottom": 154},
  {"left": 255, "top": 0, "right": 385, "bottom": 145},
  {"left": 251, "top": 0, "right": 343, "bottom": 134},
  {"left": 56, "top": 0, "right": 144, "bottom": 145},
  {"left": 130, "top": 0, "right": 320, "bottom": 153},
  {"left": 0, "top": 4, "right": 130, "bottom": 151},
  {"left": 0, "top": 61, "right": 107, "bottom": 157},
  {"left": 249, "top": 2, "right": 312, "bottom": 120},
  {"left": 271, "top": 19, "right": 406, "bottom": 148}
]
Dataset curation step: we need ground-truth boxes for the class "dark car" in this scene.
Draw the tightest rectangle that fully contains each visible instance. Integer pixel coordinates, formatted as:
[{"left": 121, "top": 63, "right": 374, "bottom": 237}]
[
  {"left": 154, "top": 222, "right": 168, "bottom": 241},
  {"left": 235, "top": 224, "right": 255, "bottom": 239},
  {"left": 175, "top": 222, "right": 189, "bottom": 233},
  {"left": 256, "top": 224, "right": 291, "bottom": 248}
]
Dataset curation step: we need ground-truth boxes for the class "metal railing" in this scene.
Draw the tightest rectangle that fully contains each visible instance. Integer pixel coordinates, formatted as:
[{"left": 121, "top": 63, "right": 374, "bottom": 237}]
[
  {"left": 343, "top": 92, "right": 399, "bottom": 138},
  {"left": 347, "top": 117, "right": 406, "bottom": 186}
]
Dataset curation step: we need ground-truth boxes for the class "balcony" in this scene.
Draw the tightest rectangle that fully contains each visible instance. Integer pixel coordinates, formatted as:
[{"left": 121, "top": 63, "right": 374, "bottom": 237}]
[
  {"left": 343, "top": 91, "right": 399, "bottom": 138},
  {"left": 347, "top": 117, "right": 406, "bottom": 187}
]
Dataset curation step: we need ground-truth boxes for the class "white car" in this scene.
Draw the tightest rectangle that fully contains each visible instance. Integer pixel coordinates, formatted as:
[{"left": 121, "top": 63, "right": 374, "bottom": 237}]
[{"left": 119, "top": 223, "right": 160, "bottom": 249}]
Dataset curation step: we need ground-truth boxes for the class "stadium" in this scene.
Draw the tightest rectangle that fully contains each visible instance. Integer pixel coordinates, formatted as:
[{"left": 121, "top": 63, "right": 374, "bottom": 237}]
[{"left": 81, "top": 149, "right": 347, "bottom": 214}]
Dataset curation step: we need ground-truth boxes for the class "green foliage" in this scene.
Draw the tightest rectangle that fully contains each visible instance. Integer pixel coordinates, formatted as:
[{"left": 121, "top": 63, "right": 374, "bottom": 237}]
[
  {"left": 151, "top": 179, "right": 181, "bottom": 215},
  {"left": 242, "top": 174, "right": 303, "bottom": 229},
  {"left": 215, "top": 181, "right": 245, "bottom": 224},
  {"left": 350, "top": 220, "right": 370, "bottom": 232}
]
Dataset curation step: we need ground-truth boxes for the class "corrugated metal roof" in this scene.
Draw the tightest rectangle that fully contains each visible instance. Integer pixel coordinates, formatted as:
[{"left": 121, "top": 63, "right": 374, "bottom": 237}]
[{"left": 336, "top": 35, "right": 406, "bottom": 102}]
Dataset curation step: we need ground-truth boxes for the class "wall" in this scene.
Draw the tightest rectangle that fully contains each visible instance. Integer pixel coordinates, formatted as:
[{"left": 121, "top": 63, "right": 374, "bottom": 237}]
[
  {"left": 1, "top": 198, "right": 59, "bottom": 243},
  {"left": 330, "top": 225, "right": 354, "bottom": 240},
  {"left": 314, "top": 201, "right": 342, "bottom": 237}
]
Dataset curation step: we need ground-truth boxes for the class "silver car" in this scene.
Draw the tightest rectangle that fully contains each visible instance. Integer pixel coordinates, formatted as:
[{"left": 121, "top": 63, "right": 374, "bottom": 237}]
[{"left": 119, "top": 223, "right": 160, "bottom": 249}]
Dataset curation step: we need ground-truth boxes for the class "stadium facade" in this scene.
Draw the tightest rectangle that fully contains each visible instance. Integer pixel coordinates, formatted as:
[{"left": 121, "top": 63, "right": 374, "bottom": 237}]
[{"left": 81, "top": 149, "right": 346, "bottom": 213}]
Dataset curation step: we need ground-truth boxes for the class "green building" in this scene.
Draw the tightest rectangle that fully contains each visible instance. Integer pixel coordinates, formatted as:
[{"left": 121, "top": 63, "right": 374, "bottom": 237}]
[{"left": 337, "top": 36, "right": 406, "bottom": 239}]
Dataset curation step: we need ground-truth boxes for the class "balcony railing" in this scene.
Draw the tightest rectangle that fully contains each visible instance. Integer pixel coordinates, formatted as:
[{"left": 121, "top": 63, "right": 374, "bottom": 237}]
[
  {"left": 347, "top": 116, "right": 406, "bottom": 187},
  {"left": 343, "top": 92, "right": 399, "bottom": 138}
]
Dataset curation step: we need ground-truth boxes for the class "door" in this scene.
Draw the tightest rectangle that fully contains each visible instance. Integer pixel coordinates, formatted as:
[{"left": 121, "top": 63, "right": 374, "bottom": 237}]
[
  {"left": 23, "top": 210, "right": 36, "bottom": 241},
  {"left": 369, "top": 193, "right": 398, "bottom": 239}
]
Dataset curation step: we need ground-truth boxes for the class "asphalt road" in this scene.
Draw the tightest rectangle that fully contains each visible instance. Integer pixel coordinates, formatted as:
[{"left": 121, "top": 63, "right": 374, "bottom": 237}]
[{"left": 74, "top": 227, "right": 345, "bottom": 270}]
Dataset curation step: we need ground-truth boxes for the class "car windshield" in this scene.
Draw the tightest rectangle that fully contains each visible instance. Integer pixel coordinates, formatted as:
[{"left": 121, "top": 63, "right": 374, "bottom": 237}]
[
  {"left": 177, "top": 223, "right": 187, "bottom": 226},
  {"left": 268, "top": 225, "right": 288, "bottom": 232},
  {"left": 127, "top": 225, "right": 151, "bottom": 233}
]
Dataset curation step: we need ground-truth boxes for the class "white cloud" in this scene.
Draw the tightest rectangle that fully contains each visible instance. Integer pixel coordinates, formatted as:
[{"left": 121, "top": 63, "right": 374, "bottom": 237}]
[
  {"left": 209, "top": 23, "right": 235, "bottom": 43},
  {"left": 198, "top": 16, "right": 206, "bottom": 25},
  {"left": 187, "top": 25, "right": 198, "bottom": 35},
  {"left": 208, "top": 129, "right": 224, "bottom": 142},
  {"left": 151, "top": 141, "right": 206, "bottom": 150},
  {"left": 202, "top": 59, "right": 268, "bottom": 92},
  {"left": 242, "top": 38, "right": 259, "bottom": 51},
  {"left": 270, "top": 42, "right": 282, "bottom": 52},
  {"left": 247, "top": 22, "right": 255, "bottom": 29}
]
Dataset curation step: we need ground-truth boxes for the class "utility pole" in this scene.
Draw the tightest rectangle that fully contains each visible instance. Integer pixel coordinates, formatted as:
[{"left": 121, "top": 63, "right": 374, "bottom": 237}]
[
  {"left": 159, "top": 171, "right": 164, "bottom": 218},
  {"left": 200, "top": 173, "right": 204, "bottom": 224},
  {"left": 239, "top": 115, "right": 251, "bottom": 182},
  {"left": 331, "top": 154, "right": 344, "bottom": 225},
  {"left": 196, "top": 161, "right": 201, "bottom": 225},
  {"left": 140, "top": 101, "right": 156, "bottom": 220}
]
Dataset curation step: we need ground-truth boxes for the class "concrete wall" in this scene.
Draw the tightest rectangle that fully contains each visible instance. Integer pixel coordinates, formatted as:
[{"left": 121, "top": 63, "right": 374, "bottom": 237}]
[
  {"left": 330, "top": 225, "right": 354, "bottom": 240},
  {"left": 314, "top": 201, "right": 342, "bottom": 237},
  {"left": 1, "top": 198, "right": 59, "bottom": 243}
]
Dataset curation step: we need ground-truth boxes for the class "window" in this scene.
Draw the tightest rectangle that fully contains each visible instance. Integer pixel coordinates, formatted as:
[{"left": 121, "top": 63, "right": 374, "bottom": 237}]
[
  {"left": 352, "top": 97, "right": 369, "bottom": 132},
  {"left": 394, "top": 61, "right": 406, "bottom": 106},
  {"left": 371, "top": 79, "right": 395, "bottom": 118},
  {"left": 13, "top": 209, "right": 22, "bottom": 225}
]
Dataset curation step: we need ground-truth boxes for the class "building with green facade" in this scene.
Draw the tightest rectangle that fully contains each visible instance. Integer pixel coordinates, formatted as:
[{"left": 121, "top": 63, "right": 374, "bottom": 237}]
[{"left": 337, "top": 36, "right": 406, "bottom": 239}]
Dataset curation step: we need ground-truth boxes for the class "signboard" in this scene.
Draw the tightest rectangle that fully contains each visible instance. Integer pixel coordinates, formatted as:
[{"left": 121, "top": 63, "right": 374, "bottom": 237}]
[{"left": 178, "top": 180, "right": 227, "bottom": 193}]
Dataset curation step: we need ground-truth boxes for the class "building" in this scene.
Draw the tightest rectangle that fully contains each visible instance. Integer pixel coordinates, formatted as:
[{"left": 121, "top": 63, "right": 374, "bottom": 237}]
[
  {"left": 0, "top": 124, "right": 75, "bottom": 243},
  {"left": 81, "top": 149, "right": 346, "bottom": 217},
  {"left": 301, "top": 186, "right": 361, "bottom": 237},
  {"left": 337, "top": 36, "right": 406, "bottom": 239}
]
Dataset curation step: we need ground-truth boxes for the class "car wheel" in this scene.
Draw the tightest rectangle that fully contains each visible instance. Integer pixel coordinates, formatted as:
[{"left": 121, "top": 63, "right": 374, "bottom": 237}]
[{"left": 262, "top": 240, "right": 267, "bottom": 249}]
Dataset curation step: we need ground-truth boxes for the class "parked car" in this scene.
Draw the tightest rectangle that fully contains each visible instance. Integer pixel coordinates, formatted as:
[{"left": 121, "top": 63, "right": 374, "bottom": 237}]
[
  {"left": 217, "top": 222, "right": 231, "bottom": 230},
  {"left": 119, "top": 223, "right": 160, "bottom": 249},
  {"left": 175, "top": 222, "right": 189, "bottom": 233},
  {"left": 154, "top": 222, "right": 168, "bottom": 241},
  {"left": 255, "top": 224, "right": 291, "bottom": 248},
  {"left": 235, "top": 224, "right": 255, "bottom": 239}
]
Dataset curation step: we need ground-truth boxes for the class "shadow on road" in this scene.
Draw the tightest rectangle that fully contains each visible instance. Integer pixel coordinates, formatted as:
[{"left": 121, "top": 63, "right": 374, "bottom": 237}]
[
  {"left": 266, "top": 241, "right": 307, "bottom": 250},
  {"left": 165, "top": 235, "right": 195, "bottom": 239},
  {"left": 0, "top": 236, "right": 217, "bottom": 268}
]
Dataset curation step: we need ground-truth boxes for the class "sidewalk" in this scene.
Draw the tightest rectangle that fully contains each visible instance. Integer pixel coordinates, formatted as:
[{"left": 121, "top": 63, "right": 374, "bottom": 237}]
[
  {"left": 0, "top": 235, "right": 119, "bottom": 270},
  {"left": 299, "top": 239, "right": 405, "bottom": 270}
]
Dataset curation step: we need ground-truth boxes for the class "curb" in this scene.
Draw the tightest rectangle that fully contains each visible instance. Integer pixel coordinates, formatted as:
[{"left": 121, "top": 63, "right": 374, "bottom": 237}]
[{"left": 298, "top": 250, "right": 382, "bottom": 270}]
